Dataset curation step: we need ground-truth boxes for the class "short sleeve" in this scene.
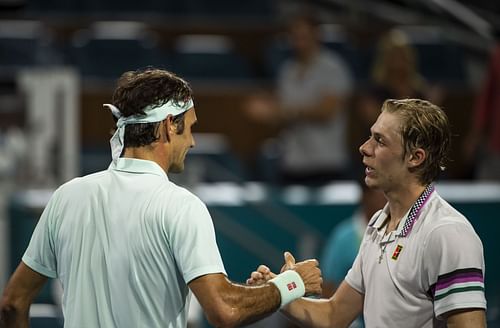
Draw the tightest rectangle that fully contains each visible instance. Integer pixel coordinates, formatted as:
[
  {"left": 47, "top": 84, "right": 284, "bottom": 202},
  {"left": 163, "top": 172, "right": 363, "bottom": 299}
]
[
  {"left": 22, "top": 194, "right": 58, "bottom": 278},
  {"left": 168, "top": 195, "right": 226, "bottom": 284},
  {"left": 423, "top": 221, "right": 486, "bottom": 318}
]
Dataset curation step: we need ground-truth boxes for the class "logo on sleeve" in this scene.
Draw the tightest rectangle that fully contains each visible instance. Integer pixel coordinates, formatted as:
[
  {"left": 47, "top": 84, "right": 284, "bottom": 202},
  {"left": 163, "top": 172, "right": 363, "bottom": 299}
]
[
  {"left": 287, "top": 282, "right": 297, "bottom": 291},
  {"left": 391, "top": 244, "right": 404, "bottom": 260}
]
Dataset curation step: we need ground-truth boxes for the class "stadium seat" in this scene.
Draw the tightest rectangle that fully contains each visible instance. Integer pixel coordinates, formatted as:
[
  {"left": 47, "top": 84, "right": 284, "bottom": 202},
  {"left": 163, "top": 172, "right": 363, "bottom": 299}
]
[
  {"left": 172, "top": 0, "right": 275, "bottom": 17},
  {"left": 171, "top": 34, "right": 253, "bottom": 81},
  {"left": 400, "top": 25, "right": 467, "bottom": 85},
  {"left": 414, "top": 42, "right": 467, "bottom": 84},
  {"left": 69, "top": 21, "right": 168, "bottom": 80},
  {"left": 0, "top": 20, "right": 60, "bottom": 76}
]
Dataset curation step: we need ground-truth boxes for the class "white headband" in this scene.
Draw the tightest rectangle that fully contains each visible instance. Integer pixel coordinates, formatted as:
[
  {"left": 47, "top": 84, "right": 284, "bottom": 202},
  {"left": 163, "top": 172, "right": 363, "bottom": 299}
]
[{"left": 104, "top": 99, "right": 194, "bottom": 161}]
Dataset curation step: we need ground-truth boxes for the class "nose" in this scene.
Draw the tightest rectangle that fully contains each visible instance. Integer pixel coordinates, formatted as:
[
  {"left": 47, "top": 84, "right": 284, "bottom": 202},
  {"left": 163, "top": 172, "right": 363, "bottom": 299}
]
[{"left": 359, "top": 138, "right": 370, "bottom": 157}]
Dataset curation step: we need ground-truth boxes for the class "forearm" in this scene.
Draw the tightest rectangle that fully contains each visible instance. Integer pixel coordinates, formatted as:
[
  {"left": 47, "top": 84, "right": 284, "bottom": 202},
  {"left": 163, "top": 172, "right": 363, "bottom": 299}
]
[
  {"left": 280, "top": 94, "right": 340, "bottom": 123},
  {"left": 0, "top": 301, "right": 30, "bottom": 328},
  {"left": 191, "top": 275, "right": 282, "bottom": 328},
  {"left": 220, "top": 282, "right": 281, "bottom": 327},
  {"left": 281, "top": 280, "right": 363, "bottom": 328},
  {"left": 0, "top": 263, "right": 48, "bottom": 328},
  {"left": 195, "top": 256, "right": 321, "bottom": 327},
  {"left": 281, "top": 297, "right": 335, "bottom": 328},
  {"left": 282, "top": 104, "right": 334, "bottom": 123}
]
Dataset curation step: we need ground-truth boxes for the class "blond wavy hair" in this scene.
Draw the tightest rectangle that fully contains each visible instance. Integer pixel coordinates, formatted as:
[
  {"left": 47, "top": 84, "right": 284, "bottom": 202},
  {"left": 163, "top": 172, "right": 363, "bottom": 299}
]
[{"left": 382, "top": 98, "right": 451, "bottom": 184}]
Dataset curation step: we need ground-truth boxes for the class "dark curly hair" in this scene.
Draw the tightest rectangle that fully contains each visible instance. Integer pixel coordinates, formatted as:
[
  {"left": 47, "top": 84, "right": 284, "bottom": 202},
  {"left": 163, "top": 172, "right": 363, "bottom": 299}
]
[{"left": 110, "top": 67, "right": 193, "bottom": 149}]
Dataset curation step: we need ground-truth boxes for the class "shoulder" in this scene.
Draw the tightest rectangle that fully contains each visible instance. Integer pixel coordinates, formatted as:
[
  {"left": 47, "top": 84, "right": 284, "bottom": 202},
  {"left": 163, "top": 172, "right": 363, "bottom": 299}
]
[
  {"left": 49, "top": 171, "right": 108, "bottom": 204},
  {"left": 159, "top": 181, "right": 204, "bottom": 204},
  {"left": 419, "top": 194, "right": 482, "bottom": 250},
  {"left": 420, "top": 193, "right": 474, "bottom": 234},
  {"left": 57, "top": 170, "right": 109, "bottom": 193},
  {"left": 154, "top": 182, "right": 209, "bottom": 217}
]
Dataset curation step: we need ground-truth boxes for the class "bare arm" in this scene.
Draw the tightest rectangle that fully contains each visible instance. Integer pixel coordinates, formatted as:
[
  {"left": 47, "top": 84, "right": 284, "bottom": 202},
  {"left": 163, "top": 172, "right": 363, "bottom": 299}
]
[
  {"left": 189, "top": 273, "right": 280, "bottom": 328},
  {"left": 247, "top": 255, "right": 361, "bottom": 328},
  {"left": 190, "top": 255, "right": 321, "bottom": 328},
  {"left": 282, "top": 280, "right": 363, "bottom": 328},
  {"left": 446, "top": 309, "right": 486, "bottom": 328},
  {"left": 0, "top": 262, "right": 48, "bottom": 328},
  {"left": 282, "top": 93, "right": 341, "bottom": 122},
  {"left": 245, "top": 92, "right": 344, "bottom": 126}
]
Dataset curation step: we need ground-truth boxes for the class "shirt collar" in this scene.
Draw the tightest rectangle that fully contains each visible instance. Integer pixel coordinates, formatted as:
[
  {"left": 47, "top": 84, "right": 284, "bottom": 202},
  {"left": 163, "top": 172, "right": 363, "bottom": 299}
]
[
  {"left": 109, "top": 158, "right": 169, "bottom": 180},
  {"left": 369, "top": 184, "right": 435, "bottom": 237},
  {"left": 369, "top": 203, "right": 407, "bottom": 235}
]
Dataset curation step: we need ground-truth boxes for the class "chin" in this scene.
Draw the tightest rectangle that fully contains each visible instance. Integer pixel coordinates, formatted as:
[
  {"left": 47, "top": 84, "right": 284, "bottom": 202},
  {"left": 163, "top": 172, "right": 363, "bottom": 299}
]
[{"left": 365, "top": 177, "right": 378, "bottom": 189}]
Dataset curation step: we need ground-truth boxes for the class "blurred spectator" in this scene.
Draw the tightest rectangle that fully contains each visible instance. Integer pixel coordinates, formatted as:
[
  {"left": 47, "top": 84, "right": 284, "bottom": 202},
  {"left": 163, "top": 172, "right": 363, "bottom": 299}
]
[
  {"left": 0, "top": 85, "right": 27, "bottom": 182},
  {"left": 320, "top": 180, "right": 386, "bottom": 328},
  {"left": 368, "top": 28, "right": 443, "bottom": 101},
  {"left": 463, "top": 40, "right": 500, "bottom": 181},
  {"left": 320, "top": 181, "right": 386, "bottom": 293},
  {"left": 245, "top": 11, "right": 353, "bottom": 185},
  {"left": 351, "top": 29, "right": 444, "bottom": 171}
]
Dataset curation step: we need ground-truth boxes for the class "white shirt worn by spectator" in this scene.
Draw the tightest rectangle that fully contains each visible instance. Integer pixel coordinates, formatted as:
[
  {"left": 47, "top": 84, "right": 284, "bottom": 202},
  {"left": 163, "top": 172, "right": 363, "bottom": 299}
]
[{"left": 278, "top": 47, "right": 353, "bottom": 176}]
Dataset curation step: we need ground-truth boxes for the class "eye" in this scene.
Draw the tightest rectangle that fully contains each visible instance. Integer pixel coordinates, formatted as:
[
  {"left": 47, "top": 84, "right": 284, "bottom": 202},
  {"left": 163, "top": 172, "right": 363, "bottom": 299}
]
[{"left": 374, "top": 135, "right": 384, "bottom": 145}]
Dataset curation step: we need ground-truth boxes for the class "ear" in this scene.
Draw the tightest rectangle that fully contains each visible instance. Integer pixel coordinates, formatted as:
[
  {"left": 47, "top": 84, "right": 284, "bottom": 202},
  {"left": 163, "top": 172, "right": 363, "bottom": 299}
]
[
  {"left": 407, "top": 148, "right": 426, "bottom": 168},
  {"left": 161, "top": 116, "right": 175, "bottom": 142}
]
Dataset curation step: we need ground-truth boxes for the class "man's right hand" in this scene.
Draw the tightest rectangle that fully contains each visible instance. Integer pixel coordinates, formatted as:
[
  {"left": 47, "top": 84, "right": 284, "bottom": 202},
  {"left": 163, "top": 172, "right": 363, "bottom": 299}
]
[
  {"left": 246, "top": 252, "right": 322, "bottom": 297},
  {"left": 283, "top": 252, "right": 322, "bottom": 296}
]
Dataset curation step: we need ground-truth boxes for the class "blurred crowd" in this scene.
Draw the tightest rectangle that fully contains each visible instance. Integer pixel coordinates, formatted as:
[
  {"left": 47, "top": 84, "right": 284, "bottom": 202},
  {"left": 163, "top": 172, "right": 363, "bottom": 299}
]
[
  {"left": 0, "top": 4, "right": 499, "bottom": 187},
  {"left": 1, "top": 3, "right": 499, "bottom": 328}
]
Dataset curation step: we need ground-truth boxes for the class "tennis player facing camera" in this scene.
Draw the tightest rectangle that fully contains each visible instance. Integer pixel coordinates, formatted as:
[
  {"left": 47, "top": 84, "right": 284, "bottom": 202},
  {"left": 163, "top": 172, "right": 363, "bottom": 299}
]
[
  {"left": 248, "top": 99, "right": 486, "bottom": 328},
  {"left": 0, "top": 68, "right": 322, "bottom": 328}
]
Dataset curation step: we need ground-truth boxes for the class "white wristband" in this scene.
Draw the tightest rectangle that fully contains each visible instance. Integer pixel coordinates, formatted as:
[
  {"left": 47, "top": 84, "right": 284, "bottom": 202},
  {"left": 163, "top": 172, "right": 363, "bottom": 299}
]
[{"left": 269, "top": 270, "right": 305, "bottom": 308}]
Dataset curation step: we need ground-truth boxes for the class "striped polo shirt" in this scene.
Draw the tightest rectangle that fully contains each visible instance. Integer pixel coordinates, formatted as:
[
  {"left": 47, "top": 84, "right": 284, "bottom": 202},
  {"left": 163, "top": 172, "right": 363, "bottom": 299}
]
[{"left": 345, "top": 185, "right": 486, "bottom": 327}]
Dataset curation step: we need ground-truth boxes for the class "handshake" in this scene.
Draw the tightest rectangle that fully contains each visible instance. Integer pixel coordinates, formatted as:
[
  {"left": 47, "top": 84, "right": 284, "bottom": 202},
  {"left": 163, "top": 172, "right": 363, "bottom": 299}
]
[{"left": 246, "top": 251, "right": 322, "bottom": 307}]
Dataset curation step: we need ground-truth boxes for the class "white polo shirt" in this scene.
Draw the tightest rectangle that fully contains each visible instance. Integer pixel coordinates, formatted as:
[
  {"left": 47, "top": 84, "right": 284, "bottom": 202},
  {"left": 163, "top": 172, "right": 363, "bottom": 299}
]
[
  {"left": 23, "top": 158, "right": 226, "bottom": 328},
  {"left": 345, "top": 185, "right": 486, "bottom": 327}
]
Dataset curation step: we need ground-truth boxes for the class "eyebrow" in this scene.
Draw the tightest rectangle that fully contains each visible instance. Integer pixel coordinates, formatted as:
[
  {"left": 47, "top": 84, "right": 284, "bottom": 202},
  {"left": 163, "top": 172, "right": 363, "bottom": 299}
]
[
  {"left": 370, "top": 130, "right": 389, "bottom": 143},
  {"left": 369, "top": 127, "right": 383, "bottom": 138}
]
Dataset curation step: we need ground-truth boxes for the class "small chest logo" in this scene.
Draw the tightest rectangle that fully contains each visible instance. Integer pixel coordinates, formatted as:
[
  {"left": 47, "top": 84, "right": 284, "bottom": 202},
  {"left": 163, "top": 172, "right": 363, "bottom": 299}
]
[
  {"left": 287, "top": 282, "right": 297, "bottom": 291},
  {"left": 391, "top": 245, "right": 404, "bottom": 260}
]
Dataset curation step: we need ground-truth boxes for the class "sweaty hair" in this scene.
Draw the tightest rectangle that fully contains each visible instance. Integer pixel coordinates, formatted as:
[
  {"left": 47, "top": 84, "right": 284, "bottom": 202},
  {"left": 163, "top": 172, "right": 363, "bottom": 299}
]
[
  {"left": 381, "top": 98, "right": 451, "bottom": 185},
  {"left": 111, "top": 67, "right": 193, "bottom": 148}
]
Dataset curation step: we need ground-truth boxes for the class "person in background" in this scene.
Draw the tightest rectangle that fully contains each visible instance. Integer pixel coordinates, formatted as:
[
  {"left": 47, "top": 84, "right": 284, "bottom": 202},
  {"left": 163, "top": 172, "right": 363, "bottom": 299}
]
[
  {"left": 245, "top": 11, "right": 353, "bottom": 185},
  {"left": 319, "top": 180, "right": 386, "bottom": 328},
  {"left": 463, "top": 36, "right": 500, "bottom": 180},
  {"left": 321, "top": 179, "right": 386, "bottom": 294},
  {"left": 351, "top": 29, "right": 444, "bottom": 168},
  {"left": 248, "top": 98, "right": 486, "bottom": 328},
  {"left": 0, "top": 68, "right": 322, "bottom": 328}
]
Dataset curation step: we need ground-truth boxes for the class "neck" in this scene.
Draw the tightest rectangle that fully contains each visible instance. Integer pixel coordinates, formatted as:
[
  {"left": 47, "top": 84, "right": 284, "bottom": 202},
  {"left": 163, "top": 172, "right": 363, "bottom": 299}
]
[
  {"left": 123, "top": 144, "right": 169, "bottom": 173},
  {"left": 385, "top": 182, "right": 427, "bottom": 228}
]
